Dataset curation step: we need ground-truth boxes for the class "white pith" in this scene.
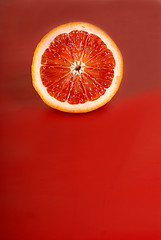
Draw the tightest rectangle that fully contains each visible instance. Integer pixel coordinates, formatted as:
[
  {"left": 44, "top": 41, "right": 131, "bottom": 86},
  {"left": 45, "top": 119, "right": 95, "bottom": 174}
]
[
  {"left": 71, "top": 61, "right": 85, "bottom": 75},
  {"left": 32, "top": 22, "right": 123, "bottom": 112}
]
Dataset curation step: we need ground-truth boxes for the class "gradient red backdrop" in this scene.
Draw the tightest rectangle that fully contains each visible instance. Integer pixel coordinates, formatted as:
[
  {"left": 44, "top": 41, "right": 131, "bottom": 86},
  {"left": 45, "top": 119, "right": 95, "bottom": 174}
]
[{"left": 1, "top": 0, "right": 161, "bottom": 239}]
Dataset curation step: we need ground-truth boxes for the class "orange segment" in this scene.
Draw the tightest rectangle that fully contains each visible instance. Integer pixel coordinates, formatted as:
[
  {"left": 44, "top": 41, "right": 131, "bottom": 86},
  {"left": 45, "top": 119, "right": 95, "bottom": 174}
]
[
  {"left": 41, "top": 48, "right": 71, "bottom": 67},
  {"left": 68, "top": 30, "right": 89, "bottom": 61},
  {"left": 47, "top": 73, "right": 73, "bottom": 102},
  {"left": 50, "top": 33, "right": 74, "bottom": 62},
  {"left": 68, "top": 75, "right": 87, "bottom": 104},
  {"left": 40, "top": 66, "right": 70, "bottom": 87},
  {"left": 85, "top": 49, "right": 115, "bottom": 68},
  {"left": 81, "top": 34, "right": 107, "bottom": 63},
  {"left": 81, "top": 73, "right": 106, "bottom": 101},
  {"left": 84, "top": 67, "right": 114, "bottom": 88}
]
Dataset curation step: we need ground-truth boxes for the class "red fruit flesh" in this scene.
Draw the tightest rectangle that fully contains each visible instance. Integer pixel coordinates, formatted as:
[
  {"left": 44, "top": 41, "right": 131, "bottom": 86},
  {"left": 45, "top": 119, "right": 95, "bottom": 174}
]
[{"left": 40, "top": 30, "right": 115, "bottom": 104}]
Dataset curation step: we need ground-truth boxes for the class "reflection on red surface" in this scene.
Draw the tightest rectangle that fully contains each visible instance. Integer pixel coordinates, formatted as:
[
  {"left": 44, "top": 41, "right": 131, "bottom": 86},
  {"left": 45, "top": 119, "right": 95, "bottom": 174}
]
[{"left": 1, "top": 0, "right": 161, "bottom": 239}]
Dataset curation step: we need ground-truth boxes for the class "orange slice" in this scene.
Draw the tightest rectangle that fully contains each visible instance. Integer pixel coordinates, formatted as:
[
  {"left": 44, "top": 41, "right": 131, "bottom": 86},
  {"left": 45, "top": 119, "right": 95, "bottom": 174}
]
[{"left": 32, "top": 22, "right": 123, "bottom": 113}]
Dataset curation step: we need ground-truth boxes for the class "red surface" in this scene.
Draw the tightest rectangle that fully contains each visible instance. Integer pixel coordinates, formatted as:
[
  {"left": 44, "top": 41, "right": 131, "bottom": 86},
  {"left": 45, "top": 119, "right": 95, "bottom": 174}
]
[{"left": 1, "top": 0, "right": 161, "bottom": 239}]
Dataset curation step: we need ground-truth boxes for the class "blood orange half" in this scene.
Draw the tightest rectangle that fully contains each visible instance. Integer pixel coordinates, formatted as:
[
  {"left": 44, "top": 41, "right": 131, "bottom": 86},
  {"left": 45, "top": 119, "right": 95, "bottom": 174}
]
[{"left": 32, "top": 22, "right": 123, "bottom": 113}]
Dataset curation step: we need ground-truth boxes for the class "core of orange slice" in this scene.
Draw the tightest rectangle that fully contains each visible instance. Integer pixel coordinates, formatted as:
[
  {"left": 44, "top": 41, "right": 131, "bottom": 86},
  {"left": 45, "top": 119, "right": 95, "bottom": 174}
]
[{"left": 32, "top": 22, "right": 123, "bottom": 113}]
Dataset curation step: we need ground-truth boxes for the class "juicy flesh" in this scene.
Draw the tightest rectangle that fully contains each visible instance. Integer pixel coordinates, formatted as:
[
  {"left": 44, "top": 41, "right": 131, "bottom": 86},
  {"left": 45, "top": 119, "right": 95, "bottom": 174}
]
[{"left": 40, "top": 30, "right": 116, "bottom": 104}]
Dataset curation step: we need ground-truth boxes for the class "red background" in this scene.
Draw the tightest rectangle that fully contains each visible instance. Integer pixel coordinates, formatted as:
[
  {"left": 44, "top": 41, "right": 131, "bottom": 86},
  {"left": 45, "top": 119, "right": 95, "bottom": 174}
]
[{"left": 1, "top": 0, "right": 161, "bottom": 239}]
